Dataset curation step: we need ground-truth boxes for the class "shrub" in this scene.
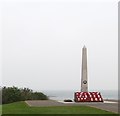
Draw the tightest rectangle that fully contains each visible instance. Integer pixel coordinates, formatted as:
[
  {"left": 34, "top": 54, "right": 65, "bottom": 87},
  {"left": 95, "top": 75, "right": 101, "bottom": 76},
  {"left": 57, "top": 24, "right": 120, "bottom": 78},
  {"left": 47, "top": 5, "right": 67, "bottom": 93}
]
[{"left": 2, "top": 86, "right": 48, "bottom": 104}]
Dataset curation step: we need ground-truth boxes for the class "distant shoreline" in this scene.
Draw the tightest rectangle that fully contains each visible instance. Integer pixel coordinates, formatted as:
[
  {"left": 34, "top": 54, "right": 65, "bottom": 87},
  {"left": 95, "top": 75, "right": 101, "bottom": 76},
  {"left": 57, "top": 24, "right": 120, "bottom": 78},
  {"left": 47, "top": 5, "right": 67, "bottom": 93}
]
[
  {"left": 44, "top": 90, "right": 118, "bottom": 101},
  {"left": 49, "top": 98, "right": 119, "bottom": 103},
  {"left": 103, "top": 99, "right": 119, "bottom": 102}
]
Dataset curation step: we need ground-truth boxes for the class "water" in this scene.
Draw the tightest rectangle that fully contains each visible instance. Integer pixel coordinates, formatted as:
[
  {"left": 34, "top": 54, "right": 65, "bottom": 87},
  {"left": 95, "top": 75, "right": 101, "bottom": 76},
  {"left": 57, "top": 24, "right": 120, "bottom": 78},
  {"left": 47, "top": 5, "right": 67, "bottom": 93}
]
[{"left": 43, "top": 90, "right": 118, "bottom": 101}]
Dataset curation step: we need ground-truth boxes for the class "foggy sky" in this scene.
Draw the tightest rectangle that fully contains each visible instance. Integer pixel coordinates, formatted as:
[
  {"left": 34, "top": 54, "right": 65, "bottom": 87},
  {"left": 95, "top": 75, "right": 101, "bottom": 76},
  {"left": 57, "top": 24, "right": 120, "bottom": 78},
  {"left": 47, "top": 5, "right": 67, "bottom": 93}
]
[{"left": 1, "top": 0, "right": 118, "bottom": 91}]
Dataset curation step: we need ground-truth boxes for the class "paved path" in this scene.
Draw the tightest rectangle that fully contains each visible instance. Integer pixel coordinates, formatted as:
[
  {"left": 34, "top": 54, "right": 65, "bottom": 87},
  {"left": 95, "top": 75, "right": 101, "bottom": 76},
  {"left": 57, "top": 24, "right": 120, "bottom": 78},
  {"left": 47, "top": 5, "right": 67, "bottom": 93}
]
[
  {"left": 25, "top": 100, "right": 66, "bottom": 107},
  {"left": 25, "top": 100, "right": 118, "bottom": 113},
  {"left": 87, "top": 102, "right": 118, "bottom": 113}
]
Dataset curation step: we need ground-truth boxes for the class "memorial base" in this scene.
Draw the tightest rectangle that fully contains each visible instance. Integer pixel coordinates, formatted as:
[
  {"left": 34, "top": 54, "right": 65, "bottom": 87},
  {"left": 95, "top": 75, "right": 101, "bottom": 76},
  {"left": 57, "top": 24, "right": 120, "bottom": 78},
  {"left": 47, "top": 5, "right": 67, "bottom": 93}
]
[{"left": 74, "top": 92, "right": 103, "bottom": 102}]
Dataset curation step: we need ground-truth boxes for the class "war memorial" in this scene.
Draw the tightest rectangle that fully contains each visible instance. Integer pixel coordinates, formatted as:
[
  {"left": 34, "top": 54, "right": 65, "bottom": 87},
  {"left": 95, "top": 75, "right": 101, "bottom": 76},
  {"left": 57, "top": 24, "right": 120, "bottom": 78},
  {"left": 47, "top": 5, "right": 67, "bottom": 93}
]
[{"left": 74, "top": 46, "right": 103, "bottom": 102}]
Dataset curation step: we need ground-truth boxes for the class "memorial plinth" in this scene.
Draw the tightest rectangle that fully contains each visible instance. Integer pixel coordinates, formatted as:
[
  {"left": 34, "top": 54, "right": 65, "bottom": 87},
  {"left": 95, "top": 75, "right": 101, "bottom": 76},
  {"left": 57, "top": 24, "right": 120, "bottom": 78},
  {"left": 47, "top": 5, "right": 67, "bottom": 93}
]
[
  {"left": 74, "top": 92, "right": 103, "bottom": 102},
  {"left": 74, "top": 46, "right": 103, "bottom": 102}
]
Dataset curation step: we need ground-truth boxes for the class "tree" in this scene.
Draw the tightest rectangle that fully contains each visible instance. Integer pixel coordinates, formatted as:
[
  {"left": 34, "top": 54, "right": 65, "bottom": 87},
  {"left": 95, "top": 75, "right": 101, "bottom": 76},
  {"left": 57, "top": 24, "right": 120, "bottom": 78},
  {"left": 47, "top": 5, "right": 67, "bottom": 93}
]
[{"left": 2, "top": 86, "right": 48, "bottom": 104}]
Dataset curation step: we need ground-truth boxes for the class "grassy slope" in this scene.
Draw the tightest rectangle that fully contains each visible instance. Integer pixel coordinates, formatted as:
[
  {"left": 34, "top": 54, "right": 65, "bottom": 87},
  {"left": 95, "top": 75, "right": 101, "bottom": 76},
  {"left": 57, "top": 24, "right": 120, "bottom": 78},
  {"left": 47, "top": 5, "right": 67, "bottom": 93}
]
[
  {"left": 2, "top": 101, "right": 115, "bottom": 114},
  {"left": 0, "top": 105, "right": 2, "bottom": 115}
]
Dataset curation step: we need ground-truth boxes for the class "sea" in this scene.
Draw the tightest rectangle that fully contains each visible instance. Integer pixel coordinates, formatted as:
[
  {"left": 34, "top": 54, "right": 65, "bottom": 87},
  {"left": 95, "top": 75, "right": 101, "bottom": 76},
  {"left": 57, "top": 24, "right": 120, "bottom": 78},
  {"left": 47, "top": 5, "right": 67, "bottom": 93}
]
[{"left": 42, "top": 90, "right": 118, "bottom": 101}]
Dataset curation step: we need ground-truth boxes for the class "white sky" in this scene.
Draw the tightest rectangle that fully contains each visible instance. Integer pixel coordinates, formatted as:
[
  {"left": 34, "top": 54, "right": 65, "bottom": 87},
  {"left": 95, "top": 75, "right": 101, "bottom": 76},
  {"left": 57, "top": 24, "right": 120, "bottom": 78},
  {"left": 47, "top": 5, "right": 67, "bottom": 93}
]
[{"left": 0, "top": 0, "right": 118, "bottom": 91}]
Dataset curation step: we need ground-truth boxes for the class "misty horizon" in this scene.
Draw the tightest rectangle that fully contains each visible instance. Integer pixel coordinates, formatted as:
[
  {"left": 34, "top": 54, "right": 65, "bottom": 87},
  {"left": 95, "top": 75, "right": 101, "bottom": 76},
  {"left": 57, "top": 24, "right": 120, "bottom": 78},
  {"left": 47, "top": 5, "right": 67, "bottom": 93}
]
[{"left": 1, "top": 0, "right": 118, "bottom": 91}]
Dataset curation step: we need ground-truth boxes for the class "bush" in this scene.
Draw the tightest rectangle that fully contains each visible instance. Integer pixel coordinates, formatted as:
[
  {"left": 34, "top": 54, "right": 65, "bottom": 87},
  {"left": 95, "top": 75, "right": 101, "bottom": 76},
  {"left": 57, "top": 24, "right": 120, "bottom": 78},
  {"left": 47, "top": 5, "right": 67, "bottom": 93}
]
[{"left": 2, "top": 86, "right": 48, "bottom": 104}]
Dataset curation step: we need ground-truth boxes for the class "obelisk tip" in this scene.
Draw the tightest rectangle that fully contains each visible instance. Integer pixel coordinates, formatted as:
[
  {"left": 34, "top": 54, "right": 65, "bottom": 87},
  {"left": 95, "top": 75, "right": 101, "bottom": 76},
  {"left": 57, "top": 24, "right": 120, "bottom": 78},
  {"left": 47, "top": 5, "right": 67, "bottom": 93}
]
[{"left": 83, "top": 45, "right": 86, "bottom": 48}]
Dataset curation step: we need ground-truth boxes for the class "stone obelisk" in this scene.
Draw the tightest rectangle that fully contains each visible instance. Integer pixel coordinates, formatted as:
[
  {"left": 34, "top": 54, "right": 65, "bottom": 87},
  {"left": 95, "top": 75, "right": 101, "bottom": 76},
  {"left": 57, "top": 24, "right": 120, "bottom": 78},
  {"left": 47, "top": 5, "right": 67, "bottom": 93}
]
[
  {"left": 74, "top": 46, "right": 103, "bottom": 102},
  {"left": 81, "top": 45, "right": 88, "bottom": 92}
]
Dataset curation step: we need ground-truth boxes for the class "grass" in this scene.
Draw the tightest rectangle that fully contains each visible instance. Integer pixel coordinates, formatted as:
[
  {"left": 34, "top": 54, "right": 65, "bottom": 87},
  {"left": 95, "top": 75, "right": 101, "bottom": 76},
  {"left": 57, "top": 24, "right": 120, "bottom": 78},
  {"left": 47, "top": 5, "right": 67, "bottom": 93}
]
[
  {"left": 0, "top": 105, "right": 2, "bottom": 115},
  {"left": 1, "top": 101, "right": 116, "bottom": 114}
]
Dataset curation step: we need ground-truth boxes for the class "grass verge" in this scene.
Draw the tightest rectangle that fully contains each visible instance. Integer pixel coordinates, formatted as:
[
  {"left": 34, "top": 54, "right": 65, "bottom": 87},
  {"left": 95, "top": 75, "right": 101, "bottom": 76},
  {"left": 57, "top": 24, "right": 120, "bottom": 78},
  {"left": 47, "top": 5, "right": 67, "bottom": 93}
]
[{"left": 2, "top": 101, "right": 116, "bottom": 114}]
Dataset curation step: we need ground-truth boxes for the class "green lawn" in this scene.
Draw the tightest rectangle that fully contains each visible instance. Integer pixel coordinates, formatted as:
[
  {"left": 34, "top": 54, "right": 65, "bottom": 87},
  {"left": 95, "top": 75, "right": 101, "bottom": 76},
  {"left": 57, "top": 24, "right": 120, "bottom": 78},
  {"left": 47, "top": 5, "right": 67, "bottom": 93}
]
[
  {"left": 2, "top": 101, "right": 115, "bottom": 114},
  {"left": 0, "top": 105, "right": 2, "bottom": 115}
]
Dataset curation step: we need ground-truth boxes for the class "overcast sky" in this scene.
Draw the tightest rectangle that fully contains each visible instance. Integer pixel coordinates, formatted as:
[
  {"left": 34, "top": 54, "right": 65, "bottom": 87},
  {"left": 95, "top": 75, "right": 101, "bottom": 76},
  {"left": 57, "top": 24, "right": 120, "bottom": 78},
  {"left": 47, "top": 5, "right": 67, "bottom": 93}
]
[{"left": 0, "top": 0, "right": 118, "bottom": 91}]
